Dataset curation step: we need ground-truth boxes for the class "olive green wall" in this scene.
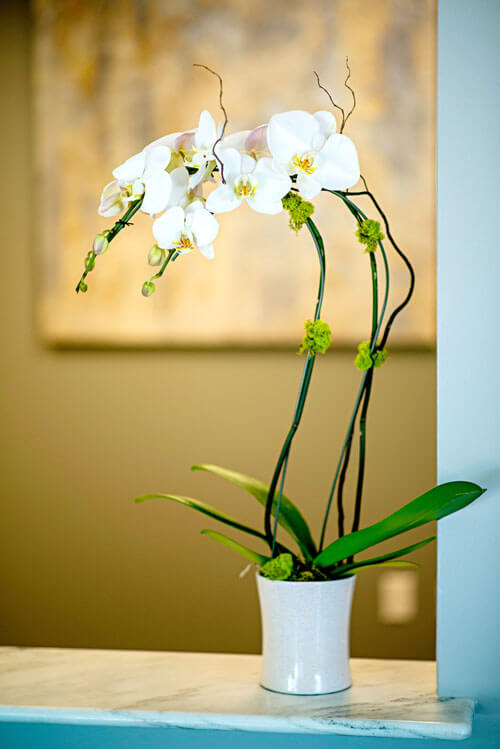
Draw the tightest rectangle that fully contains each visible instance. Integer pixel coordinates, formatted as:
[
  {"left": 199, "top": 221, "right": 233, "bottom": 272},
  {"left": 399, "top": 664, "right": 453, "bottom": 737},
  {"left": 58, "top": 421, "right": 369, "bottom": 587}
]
[{"left": 0, "top": 1, "right": 436, "bottom": 659}]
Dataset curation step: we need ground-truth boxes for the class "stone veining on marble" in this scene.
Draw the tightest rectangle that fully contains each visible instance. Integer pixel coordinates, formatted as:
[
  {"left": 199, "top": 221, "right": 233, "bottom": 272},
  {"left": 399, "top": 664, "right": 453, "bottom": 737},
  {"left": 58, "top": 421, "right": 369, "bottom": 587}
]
[{"left": 0, "top": 648, "right": 474, "bottom": 739}]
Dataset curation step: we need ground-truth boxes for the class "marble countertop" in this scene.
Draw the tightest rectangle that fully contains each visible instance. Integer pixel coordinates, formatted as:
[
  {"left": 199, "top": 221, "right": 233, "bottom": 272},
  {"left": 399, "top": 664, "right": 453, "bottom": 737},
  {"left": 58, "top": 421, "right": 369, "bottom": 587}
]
[{"left": 0, "top": 647, "right": 474, "bottom": 740}]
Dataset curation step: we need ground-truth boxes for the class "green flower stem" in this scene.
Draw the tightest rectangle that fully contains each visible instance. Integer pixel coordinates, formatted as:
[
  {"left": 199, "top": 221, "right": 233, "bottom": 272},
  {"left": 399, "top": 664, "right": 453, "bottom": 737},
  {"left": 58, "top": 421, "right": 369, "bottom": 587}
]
[
  {"left": 341, "top": 184, "right": 415, "bottom": 348},
  {"left": 75, "top": 197, "right": 144, "bottom": 293},
  {"left": 264, "top": 217, "right": 326, "bottom": 555},
  {"left": 318, "top": 192, "right": 389, "bottom": 552},
  {"left": 349, "top": 251, "right": 378, "bottom": 543}
]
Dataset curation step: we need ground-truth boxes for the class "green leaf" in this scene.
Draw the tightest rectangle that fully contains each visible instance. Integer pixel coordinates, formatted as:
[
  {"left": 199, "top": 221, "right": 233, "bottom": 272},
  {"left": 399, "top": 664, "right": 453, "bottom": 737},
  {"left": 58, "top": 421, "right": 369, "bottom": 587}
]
[
  {"left": 135, "top": 493, "right": 266, "bottom": 541},
  {"left": 335, "top": 560, "right": 419, "bottom": 577},
  {"left": 201, "top": 529, "right": 268, "bottom": 565},
  {"left": 330, "top": 536, "right": 435, "bottom": 576},
  {"left": 315, "top": 481, "right": 485, "bottom": 568},
  {"left": 260, "top": 553, "right": 294, "bottom": 580},
  {"left": 191, "top": 464, "right": 317, "bottom": 561}
]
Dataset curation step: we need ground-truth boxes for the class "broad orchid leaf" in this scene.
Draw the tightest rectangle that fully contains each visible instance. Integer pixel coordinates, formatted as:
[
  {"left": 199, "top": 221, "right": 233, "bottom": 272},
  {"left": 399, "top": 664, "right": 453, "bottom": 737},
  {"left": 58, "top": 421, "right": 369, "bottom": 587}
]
[
  {"left": 315, "top": 481, "right": 485, "bottom": 569},
  {"left": 330, "top": 536, "right": 435, "bottom": 577},
  {"left": 200, "top": 529, "right": 268, "bottom": 566},
  {"left": 135, "top": 493, "right": 265, "bottom": 541},
  {"left": 335, "top": 560, "right": 419, "bottom": 578},
  {"left": 191, "top": 464, "right": 317, "bottom": 561}
]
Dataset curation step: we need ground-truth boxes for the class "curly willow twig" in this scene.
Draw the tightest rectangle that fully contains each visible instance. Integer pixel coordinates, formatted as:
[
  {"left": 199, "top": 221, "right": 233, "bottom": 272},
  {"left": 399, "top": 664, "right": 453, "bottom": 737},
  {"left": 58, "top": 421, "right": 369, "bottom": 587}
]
[{"left": 193, "top": 63, "right": 229, "bottom": 182}]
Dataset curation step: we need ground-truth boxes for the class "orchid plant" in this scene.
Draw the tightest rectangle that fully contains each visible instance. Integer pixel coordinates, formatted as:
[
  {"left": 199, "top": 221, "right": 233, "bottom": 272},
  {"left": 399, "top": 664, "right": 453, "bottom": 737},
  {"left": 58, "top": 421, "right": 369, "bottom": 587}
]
[{"left": 77, "top": 66, "right": 484, "bottom": 581}]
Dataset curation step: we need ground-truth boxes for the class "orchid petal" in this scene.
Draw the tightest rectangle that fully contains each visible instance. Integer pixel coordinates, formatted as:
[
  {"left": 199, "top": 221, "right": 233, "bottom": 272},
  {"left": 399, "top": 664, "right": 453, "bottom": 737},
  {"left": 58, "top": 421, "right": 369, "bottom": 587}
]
[
  {"left": 189, "top": 161, "right": 214, "bottom": 189},
  {"left": 190, "top": 206, "right": 220, "bottom": 246},
  {"left": 314, "top": 110, "right": 337, "bottom": 138},
  {"left": 141, "top": 171, "right": 172, "bottom": 215},
  {"left": 245, "top": 125, "right": 270, "bottom": 157},
  {"left": 247, "top": 194, "right": 284, "bottom": 215},
  {"left": 267, "top": 111, "right": 321, "bottom": 168},
  {"left": 152, "top": 206, "right": 185, "bottom": 249},
  {"left": 167, "top": 167, "right": 190, "bottom": 208},
  {"left": 240, "top": 153, "right": 257, "bottom": 174},
  {"left": 218, "top": 147, "right": 243, "bottom": 179},
  {"left": 315, "top": 133, "right": 360, "bottom": 190},
  {"left": 199, "top": 244, "right": 215, "bottom": 260},
  {"left": 221, "top": 130, "right": 251, "bottom": 151},
  {"left": 112, "top": 151, "right": 146, "bottom": 183},
  {"left": 206, "top": 184, "right": 242, "bottom": 214},
  {"left": 144, "top": 145, "right": 172, "bottom": 174},
  {"left": 195, "top": 110, "right": 217, "bottom": 148},
  {"left": 296, "top": 173, "right": 322, "bottom": 200}
]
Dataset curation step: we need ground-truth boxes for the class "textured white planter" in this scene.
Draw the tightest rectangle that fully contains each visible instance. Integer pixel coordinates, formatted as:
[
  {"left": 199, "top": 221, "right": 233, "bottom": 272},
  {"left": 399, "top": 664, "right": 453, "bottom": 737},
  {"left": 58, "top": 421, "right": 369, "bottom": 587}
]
[{"left": 257, "top": 573, "right": 356, "bottom": 695}]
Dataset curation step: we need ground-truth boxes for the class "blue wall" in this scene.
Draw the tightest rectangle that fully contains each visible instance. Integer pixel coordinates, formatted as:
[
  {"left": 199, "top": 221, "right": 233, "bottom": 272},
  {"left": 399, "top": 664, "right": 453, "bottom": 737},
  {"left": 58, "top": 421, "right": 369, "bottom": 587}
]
[{"left": 437, "top": 0, "right": 500, "bottom": 699}]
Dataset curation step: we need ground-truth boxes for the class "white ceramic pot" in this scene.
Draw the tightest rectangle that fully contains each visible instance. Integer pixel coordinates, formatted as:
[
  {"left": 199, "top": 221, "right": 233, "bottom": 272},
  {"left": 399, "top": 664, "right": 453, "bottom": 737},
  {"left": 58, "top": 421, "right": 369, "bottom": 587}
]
[{"left": 257, "top": 573, "right": 356, "bottom": 695}]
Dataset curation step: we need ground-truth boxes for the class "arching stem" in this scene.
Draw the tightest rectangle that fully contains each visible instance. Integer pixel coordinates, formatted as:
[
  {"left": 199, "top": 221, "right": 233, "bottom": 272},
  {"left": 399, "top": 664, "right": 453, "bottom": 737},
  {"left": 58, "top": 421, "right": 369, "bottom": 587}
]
[{"left": 264, "top": 217, "right": 326, "bottom": 556}]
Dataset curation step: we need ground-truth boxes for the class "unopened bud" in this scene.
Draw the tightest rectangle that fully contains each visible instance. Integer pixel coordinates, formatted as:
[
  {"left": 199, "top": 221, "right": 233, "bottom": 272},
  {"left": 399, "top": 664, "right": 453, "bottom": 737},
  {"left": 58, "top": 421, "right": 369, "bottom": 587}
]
[
  {"left": 93, "top": 234, "right": 109, "bottom": 255},
  {"left": 78, "top": 281, "right": 88, "bottom": 293},
  {"left": 142, "top": 281, "right": 156, "bottom": 297},
  {"left": 85, "top": 251, "right": 95, "bottom": 271},
  {"left": 148, "top": 244, "right": 165, "bottom": 266}
]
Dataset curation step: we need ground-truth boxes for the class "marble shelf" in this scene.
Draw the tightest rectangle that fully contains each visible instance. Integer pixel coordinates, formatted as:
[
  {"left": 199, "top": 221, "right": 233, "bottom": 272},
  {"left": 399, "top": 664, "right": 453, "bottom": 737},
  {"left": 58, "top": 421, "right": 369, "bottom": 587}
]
[{"left": 0, "top": 647, "right": 474, "bottom": 740}]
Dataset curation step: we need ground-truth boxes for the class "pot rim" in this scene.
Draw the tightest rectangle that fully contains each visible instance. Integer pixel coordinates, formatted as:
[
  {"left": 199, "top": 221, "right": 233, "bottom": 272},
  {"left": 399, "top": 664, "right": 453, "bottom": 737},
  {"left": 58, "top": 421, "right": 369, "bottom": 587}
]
[{"left": 256, "top": 571, "right": 356, "bottom": 585}]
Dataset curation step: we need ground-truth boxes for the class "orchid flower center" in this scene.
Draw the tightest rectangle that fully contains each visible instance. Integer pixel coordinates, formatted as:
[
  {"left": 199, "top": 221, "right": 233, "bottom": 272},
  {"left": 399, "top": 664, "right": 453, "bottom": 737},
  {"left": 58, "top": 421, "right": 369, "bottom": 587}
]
[
  {"left": 173, "top": 233, "right": 195, "bottom": 252},
  {"left": 234, "top": 175, "right": 257, "bottom": 198},
  {"left": 292, "top": 152, "right": 316, "bottom": 175}
]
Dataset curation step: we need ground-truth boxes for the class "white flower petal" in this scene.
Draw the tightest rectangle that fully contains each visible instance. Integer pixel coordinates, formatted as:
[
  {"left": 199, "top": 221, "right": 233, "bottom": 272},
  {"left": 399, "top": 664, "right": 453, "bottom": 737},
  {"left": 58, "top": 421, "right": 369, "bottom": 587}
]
[
  {"left": 98, "top": 180, "right": 125, "bottom": 217},
  {"left": 144, "top": 145, "right": 171, "bottom": 175},
  {"left": 247, "top": 194, "right": 284, "bottom": 215},
  {"left": 267, "top": 111, "right": 320, "bottom": 168},
  {"left": 315, "top": 133, "right": 360, "bottom": 190},
  {"left": 199, "top": 243, "right": 215, "bottom": 260},
  {"left": 206, "top": 184, "right": 242, "bottom": 214},
  {"left": 240, "top": 153, "right": 257, "bottom": 174},
  {"left": 141, "top": 171, "right": 172, "bottom": 215},
  {"left": 112, "top": 151, "right": 146, "bottom": 183},
  {"left": 296, "top": 173, "right": 322, "bottom": 200},
  {"left": 167, "top": 167, "right": 190, "bottom": 208},
  {"left": 152, "top": 206, "right": 185, "bottom": 249},
  {"left": 221, "top": 130, "right": 250, "bottom": 151},
  {"left": 245, "top": 125, "right": 270, "bottom": 157},
  {"left": 146, "top": 133, "right": 180, "bottom": 151},
  {"left": 195, "top": 110, "right": 217, "bottom": 148},
  {"left": 190, "top": 207, "right": 220, "bottom": 246},
  {"left": 314, "top": 110, "right": 337, "bottom": 138},
  {"left": 218, "top": 147, "right": 243, "bottom": 179},
  {"left": 254, "top": 159, "right": 292, "bottom": 197},
  {"left": 188, "top": 161, "right": 214, "bottom": 189}
]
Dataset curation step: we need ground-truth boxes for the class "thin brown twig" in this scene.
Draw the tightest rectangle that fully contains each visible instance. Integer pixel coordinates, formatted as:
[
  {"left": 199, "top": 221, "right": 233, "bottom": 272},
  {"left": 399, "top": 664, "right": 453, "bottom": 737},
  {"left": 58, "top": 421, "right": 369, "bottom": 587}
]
[
  {"left": 313, "top": 71, "right": 345, "bottom": 131},
  {"left": 342, "top": 57, "right": 356, "bottom": 130},
  {"left": 193, "top": 63, "right": 228, "bottom": 182}
]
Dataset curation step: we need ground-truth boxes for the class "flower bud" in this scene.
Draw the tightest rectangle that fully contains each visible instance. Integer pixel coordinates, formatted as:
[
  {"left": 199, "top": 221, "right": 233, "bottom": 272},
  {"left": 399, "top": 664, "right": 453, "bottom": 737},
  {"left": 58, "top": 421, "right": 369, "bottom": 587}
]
[
  {"left": 148, "top": 244, "right": 165, "bottom": 267},
  {"left": 78, "top": 281, "right": 88, "bottom": 293},
  {"left": 93, "top": 234, "right": 109, "bottom": 255},
  {"left": 142, "top": 281, "right": 156, "bottom": 297}
]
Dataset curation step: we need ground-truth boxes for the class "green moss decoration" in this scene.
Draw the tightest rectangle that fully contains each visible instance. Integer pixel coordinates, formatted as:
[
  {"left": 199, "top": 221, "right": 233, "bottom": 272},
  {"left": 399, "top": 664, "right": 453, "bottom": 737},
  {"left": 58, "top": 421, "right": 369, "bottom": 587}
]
[
  {"left": 260, "top": 553, "right": 294, "bottom": 580},
  {"left": 355, "top": 218, "right": 385, "bottom": 253},
  {"left": 282, "top": 192, "right": 314, "bottom": 232},
  {"left": 354, "top": 341, "right": 388, "bottom": 370},
  {"left": 299, "top": 319, "right": 332, "bottom": 355}
]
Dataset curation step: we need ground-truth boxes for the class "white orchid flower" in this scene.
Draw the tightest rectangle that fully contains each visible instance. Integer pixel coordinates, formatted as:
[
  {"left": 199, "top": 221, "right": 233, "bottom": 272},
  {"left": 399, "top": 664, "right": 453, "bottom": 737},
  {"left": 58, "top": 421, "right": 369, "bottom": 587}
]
[
  {"left": 206, "top": 148, "right": 291, "bottom": 215},
  {"left": 267, "top": 110, "right": 360, "bottom": 199},
  {"left": 112, "top": 145, "right": 173, "bottom": 215},
  {"left": 152, "top": 201, "right": 219, "bottom": 260},
  {"left": 98, "top": 180, "right": 132, "bottom": 217},
  {"left": 165, "top": 111, "right": 221, "bottom": 190}
]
